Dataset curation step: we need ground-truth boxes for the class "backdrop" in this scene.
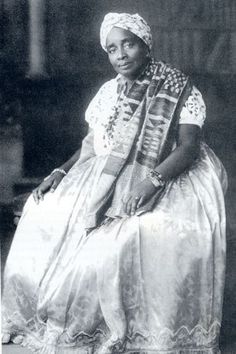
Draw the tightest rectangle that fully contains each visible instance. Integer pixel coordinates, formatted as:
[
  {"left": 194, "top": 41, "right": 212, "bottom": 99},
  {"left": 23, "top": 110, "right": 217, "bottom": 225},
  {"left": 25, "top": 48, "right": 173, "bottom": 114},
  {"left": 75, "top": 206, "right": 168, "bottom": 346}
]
[{"left": 1, "top": 0, "right": 236, "bottom": 348}]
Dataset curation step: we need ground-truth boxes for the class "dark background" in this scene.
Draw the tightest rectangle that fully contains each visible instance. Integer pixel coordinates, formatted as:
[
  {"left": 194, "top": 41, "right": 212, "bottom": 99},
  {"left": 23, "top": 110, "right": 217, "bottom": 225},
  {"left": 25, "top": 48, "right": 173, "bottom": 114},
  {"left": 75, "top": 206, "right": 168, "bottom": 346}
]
[{"left": 1, "top": 0, "right": 236, "bottom": 351}]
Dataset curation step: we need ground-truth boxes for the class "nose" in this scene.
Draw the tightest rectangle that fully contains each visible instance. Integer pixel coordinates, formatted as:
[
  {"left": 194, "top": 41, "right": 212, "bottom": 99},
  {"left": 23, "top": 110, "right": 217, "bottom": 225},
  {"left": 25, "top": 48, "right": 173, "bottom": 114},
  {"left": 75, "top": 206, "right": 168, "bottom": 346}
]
[{"left": 117, "top": 47, "right": 128, "bottom": 60}]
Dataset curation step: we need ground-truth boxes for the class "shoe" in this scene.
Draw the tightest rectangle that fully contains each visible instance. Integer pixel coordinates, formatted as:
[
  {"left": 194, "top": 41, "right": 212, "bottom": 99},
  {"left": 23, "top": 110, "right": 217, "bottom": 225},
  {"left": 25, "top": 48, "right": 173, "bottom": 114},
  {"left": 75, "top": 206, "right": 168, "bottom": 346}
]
[
  {"left": 12, "top": 335, "right": 24, "bottom": 344},
  {"left": 2, "top": 333, "right": 11, "bottom": 344}
]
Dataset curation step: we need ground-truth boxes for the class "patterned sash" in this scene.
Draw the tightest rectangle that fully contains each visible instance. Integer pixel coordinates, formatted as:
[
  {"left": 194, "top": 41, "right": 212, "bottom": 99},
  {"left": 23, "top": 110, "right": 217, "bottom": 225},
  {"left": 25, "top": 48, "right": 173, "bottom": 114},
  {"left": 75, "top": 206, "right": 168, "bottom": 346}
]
[{"left": 84, "top": 60, "right": 191, "bottom": 228}]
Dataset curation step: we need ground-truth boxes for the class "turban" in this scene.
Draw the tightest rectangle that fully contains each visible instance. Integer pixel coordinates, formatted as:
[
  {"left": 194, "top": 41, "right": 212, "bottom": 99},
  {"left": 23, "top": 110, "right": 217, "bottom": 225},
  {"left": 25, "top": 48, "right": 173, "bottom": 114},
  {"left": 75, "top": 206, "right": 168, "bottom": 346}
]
[{"left": 100, "top": 12, "right": 152, "bottom": 52}]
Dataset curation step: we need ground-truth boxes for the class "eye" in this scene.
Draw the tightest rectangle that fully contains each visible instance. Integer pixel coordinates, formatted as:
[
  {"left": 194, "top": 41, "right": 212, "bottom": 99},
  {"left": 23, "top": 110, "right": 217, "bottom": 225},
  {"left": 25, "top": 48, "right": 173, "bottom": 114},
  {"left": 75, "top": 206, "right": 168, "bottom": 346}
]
[
  {"left": 123, "top": 41, "right": 134, "bottom": 49},
  {"left": 108, "top": 47, "right": 116, "bottom": 54}
]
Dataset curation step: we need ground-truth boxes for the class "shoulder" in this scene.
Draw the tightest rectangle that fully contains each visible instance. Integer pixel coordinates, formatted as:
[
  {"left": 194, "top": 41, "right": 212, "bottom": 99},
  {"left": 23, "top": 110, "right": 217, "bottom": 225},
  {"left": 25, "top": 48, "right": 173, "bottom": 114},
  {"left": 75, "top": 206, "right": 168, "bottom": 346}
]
[
  {"left": 160, "top": 62, "right": 188, "bottom": 81},
  {"left": 85, "top": 77, "right": 119, "bottom": 128},
  {"left": 154, "top": 61, "right": 189, "bottom": 93},
  {"left": 95, "top": 77, "right": 119, "bottom": 97},
  {"left": 89, "top": 77, "right": 119, "bottom": 108}
]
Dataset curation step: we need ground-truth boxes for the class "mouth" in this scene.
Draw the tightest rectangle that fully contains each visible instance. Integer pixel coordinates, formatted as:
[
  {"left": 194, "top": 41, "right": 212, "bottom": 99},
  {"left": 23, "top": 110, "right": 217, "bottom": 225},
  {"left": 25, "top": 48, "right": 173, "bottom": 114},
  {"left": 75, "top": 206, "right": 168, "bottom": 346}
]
[{"left": 119, "top": 62, "right": 132, "bottom": 69}]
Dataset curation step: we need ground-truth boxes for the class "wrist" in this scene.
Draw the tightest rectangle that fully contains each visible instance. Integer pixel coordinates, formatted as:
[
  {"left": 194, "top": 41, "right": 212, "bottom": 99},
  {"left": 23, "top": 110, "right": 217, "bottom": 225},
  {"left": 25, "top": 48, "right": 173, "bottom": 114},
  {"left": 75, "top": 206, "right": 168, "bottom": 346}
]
[
  {"left": 52, "top": 168, "right": 67, "bottom": 176},
  {"left": 44, "top": 168, "right": 67, "bottom": 181},
  {"left": 59, "top": 164, "right": 69, "bottom": 173},
  {"left": 146, "top": 170, "right": 166, "bottom": 188}
]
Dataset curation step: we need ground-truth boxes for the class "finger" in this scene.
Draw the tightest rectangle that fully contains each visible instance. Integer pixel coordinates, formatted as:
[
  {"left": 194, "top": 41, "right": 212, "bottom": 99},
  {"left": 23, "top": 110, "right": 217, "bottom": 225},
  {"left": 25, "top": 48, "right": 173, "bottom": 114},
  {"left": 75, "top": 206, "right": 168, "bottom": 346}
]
[
  {"left": 122, "top": 194, "right": 132, "bottom": 214},
  {"left": 126, "top": 198, "right": 135, "bottom": 216},
  {"left": 125, "top": 200, "right": 131, "bottom": 215},
  {"left": 38, "top": 189, "right": 44, "bottom": 201},
  {"left": 50, "top": 180, "right": 58, "bottom": 193},
  {"left": 130, "top": 197, "right": 140, "bottom": 216},
  {"left": 40, "top": 180, "right": 52, "bottom": 194},
  {"left": 121, "top": 194, "right": 131, "bottom": 205},
  {"left": 137, "top": 196, "right": 144, "bottom": 208},
  {"left": 32, "top": 189, "right": 37, "bottom": 203},
  {"left": 32, "top": 189, "right": 39, "bottom": 204}
]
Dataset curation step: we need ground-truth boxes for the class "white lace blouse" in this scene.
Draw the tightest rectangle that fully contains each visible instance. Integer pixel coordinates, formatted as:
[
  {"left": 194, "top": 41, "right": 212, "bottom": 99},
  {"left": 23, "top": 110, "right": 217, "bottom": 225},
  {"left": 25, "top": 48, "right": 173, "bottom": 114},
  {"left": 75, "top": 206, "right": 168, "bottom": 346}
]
[{"left": 85, "top": 78, "right": 206, "bottom": 156}]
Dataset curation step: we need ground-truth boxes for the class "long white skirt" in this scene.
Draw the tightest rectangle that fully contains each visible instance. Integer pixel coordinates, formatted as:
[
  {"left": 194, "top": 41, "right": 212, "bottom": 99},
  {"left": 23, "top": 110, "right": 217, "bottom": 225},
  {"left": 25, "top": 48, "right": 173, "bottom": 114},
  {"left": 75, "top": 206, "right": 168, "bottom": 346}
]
[{"left": 2, "top": 143, "right": 227, "bottom": 354}]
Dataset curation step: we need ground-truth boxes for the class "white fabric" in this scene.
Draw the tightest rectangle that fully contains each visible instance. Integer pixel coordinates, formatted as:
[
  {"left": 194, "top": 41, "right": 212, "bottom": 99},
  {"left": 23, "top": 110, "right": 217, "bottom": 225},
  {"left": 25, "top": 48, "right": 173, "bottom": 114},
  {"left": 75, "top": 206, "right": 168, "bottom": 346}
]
[
  {"left": 85, "top": 79, "right": 118, "bottom": 156},
  {"left": 2, "top": 77, "right": 227, "bottom": 354},
  {"left": 100, "top": 12, "right": 152, "bottom": 51},
  {"left": 179, "top": 86, "right": 206, "bottom": 127}
]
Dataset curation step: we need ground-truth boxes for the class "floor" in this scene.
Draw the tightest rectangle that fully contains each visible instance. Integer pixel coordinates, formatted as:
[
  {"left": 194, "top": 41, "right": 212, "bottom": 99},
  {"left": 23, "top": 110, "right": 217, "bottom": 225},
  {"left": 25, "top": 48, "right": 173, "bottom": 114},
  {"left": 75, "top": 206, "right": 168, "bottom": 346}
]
[
  {"left": 2, "top": 339, "right": 236, "bottom": 353},
  {"left": 2, "top": 345, "right": 32, "bottom": 354}
]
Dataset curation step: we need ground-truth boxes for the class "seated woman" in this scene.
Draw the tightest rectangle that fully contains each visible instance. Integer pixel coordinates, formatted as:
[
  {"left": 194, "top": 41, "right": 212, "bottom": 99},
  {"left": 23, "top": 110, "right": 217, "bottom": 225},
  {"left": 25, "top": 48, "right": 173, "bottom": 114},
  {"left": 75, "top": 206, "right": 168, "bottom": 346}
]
[{"left": 2, "top": 12, "right": 227, "bottom": 354}]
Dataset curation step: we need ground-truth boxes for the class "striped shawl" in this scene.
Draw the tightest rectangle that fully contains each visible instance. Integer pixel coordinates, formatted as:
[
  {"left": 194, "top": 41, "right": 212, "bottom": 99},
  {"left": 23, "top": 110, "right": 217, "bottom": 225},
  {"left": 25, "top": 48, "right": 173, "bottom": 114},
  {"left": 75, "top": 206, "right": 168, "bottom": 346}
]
[{"left": 83, "top": 60, "right": 191, "bottom": 228}]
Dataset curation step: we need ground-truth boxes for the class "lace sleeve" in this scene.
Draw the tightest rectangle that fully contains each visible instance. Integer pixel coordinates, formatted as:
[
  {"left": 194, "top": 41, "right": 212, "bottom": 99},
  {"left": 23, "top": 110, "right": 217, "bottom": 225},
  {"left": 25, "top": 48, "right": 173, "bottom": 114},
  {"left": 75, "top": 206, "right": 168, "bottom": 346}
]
[{"left": 179, "top": 86, "right": 206, "bottom": 128}]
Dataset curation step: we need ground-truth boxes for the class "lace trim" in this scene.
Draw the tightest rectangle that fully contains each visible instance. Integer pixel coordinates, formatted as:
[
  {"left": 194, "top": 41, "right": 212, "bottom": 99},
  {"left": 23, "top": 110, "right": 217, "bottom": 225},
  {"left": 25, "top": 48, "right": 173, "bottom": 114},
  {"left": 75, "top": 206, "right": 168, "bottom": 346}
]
[
  {"left": 17, "top": 337, "right": 221, "bottom": 354},
  {"left": 3, "top": 320, "right": 221, "bottom": 354},
  {"left": 115, "top": 351, "right": 220, "bottom": 354},
  {"left": 179, "top": 86, "right": 206, "bottom": 128}
]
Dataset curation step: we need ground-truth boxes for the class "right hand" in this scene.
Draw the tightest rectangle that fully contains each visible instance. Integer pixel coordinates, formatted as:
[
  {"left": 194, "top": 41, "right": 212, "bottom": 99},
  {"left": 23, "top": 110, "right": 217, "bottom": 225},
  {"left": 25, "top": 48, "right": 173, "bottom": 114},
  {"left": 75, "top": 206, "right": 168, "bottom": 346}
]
[{"left": 32, "top": 172, "right": 64, "bottom": 204}]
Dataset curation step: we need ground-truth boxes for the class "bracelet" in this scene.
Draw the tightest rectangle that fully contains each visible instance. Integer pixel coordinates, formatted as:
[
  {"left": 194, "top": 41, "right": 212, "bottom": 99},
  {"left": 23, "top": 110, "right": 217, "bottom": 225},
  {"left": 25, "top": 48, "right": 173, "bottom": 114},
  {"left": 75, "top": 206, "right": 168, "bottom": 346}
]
[
  {"left": 44, "top": 168, "right": 67, "bottom": 181},
  {"left": 147, "top": 170, "right": 166, "bottom": 188}
]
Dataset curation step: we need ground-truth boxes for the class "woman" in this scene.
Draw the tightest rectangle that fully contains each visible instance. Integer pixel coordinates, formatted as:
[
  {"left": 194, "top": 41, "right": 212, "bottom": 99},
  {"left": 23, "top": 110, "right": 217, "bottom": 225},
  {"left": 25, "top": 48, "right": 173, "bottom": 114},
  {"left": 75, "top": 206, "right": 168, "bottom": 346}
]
[{"left": 2, "top": 12, "right": 227, "bottom": 354}]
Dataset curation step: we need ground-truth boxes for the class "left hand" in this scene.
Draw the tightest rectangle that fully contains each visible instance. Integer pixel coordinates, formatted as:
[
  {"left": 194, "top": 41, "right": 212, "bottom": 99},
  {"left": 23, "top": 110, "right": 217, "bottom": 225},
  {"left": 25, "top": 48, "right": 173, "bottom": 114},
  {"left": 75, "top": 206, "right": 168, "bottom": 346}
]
[{"left": 122, "top": 178, "right": 158, "bottom": 216}]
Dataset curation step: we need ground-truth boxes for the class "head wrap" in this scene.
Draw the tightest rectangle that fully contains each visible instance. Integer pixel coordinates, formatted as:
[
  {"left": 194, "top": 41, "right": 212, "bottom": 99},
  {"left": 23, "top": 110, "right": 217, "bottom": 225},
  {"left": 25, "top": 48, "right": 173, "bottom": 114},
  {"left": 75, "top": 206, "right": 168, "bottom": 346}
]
[{"left": 100, "top": 12, "right": 152, "bottom": 52}]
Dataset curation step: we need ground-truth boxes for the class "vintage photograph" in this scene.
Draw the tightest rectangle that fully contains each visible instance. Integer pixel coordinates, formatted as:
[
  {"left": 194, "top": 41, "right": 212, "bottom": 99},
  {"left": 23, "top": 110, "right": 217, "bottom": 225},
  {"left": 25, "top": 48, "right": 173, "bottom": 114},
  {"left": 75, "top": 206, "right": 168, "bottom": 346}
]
[{"left": 1, "top": 1, "right": 236, "bottom": 353}]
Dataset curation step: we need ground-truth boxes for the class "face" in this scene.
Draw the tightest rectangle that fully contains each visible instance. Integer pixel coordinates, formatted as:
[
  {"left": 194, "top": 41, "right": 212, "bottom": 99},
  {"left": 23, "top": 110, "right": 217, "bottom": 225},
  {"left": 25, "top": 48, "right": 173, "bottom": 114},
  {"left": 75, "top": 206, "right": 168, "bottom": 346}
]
[{"left": 106, "top": 27, "right": 149, "bottom": 81}]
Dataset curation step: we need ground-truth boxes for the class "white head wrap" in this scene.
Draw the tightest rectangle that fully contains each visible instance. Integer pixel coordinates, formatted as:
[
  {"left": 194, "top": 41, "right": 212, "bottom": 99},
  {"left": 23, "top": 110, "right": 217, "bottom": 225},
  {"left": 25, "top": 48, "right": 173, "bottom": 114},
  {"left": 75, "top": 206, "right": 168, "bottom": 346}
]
[{"left": 100, "top": 12, "right": 152, "bottom": 52}]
